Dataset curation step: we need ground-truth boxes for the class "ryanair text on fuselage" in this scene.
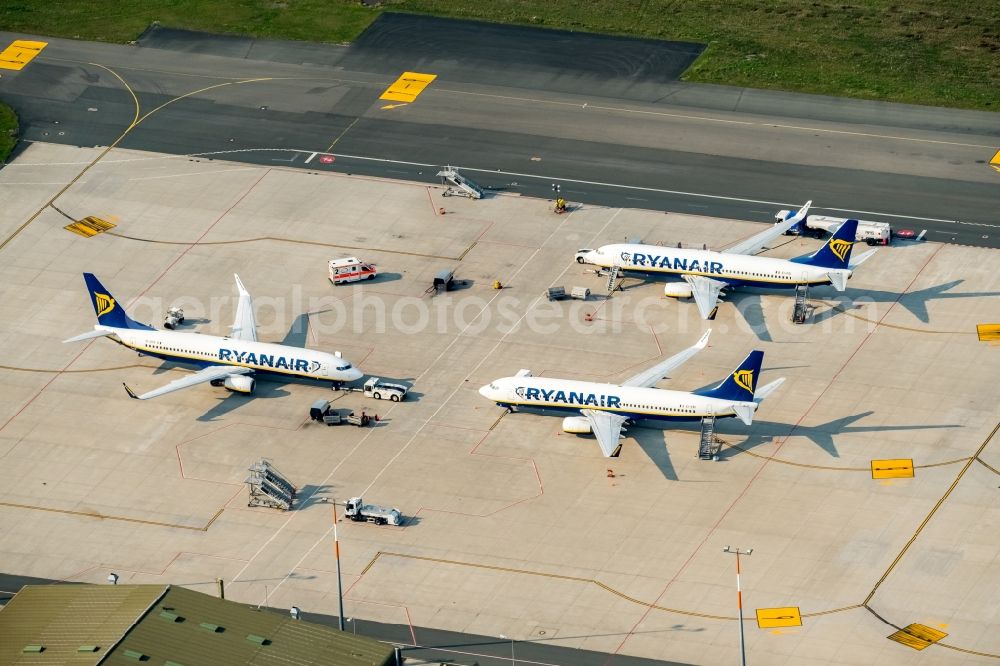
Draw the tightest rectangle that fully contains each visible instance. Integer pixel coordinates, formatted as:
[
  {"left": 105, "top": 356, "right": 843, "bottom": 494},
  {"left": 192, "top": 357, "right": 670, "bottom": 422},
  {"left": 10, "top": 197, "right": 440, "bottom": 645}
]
[
  {"left": 516, "top": 386, "right": 622, "bottom": 408},
  {"left": 217, "top": 348, "right": 320, "bottom": 373},
  {"left": 620, "top": 251, "right": 724, "bottom": 274}
]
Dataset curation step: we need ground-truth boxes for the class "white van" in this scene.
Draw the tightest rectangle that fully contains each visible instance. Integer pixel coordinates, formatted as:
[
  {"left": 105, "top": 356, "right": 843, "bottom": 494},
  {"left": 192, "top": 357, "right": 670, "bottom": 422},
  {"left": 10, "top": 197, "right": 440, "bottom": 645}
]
[{"left": 328, "top": 257, "right": 377, "bottom": 284}]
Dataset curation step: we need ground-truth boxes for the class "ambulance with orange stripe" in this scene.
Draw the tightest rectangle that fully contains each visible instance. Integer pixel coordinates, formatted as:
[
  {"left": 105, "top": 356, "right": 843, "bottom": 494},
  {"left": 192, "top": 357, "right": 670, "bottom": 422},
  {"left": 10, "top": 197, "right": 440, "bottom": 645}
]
[{"left": 328, "top": 257, "right": 377, "bottom": 284}]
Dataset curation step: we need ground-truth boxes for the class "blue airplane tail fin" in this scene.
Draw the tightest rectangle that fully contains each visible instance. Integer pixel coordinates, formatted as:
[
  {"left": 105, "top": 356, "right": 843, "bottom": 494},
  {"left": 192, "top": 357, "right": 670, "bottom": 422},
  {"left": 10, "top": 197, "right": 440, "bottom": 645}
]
[
  {"left": 83, "top": 273, "right": 154, "bottom": 330},
  {"left": 695, "top": 350, "right": 763, "bottom": 401},
  {"left": 793, "top": 219, "right": 858, "bottom": 269}
]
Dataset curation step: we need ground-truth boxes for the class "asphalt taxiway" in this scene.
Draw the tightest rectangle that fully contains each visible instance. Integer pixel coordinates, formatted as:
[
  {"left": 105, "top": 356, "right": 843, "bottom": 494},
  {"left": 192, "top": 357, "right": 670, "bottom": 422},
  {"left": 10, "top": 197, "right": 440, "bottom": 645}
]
[{"left": 0, "top": 15, "right": 998, "bottom": 247}]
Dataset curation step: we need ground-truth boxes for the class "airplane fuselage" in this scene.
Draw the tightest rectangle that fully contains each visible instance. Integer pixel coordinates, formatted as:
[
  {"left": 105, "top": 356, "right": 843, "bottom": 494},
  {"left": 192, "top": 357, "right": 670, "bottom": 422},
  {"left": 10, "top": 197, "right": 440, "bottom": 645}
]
[
  {"left": 584, "top": 244, "right": 841, "bottom": 289},
  {"left": 104, "top": 326, "right": 362, "bottom": 383},
  {"left": 480, "top": 376, "right": 744, "bottom": 422}
]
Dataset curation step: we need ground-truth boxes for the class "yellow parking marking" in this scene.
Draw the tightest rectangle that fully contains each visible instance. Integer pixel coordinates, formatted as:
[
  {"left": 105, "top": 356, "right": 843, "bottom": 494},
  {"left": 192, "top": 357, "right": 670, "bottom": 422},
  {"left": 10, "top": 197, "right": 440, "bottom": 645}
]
[
  {"left": 0, "top": 40, "right": 47, "bottom": 70},
  {"left": 755, "top": 607, "right": 802, "bottom": 628},
  {"left": 888, "top": 623, "right": 947, "bottom": 650},
  {"left": 991, "top": 150, "right": 1000, "bottom": 173},
  {"left": 871, "top": 459, "right": 914, "bottom": 479},
  {"left": 977, "top": 324, "right": 1000, "bottom": 341},
  {"left": 65, "top": 216, "right": 116, "bottom": 238},
  {"left": 380, "top": 72, "right": 437, "bottom": 103}
]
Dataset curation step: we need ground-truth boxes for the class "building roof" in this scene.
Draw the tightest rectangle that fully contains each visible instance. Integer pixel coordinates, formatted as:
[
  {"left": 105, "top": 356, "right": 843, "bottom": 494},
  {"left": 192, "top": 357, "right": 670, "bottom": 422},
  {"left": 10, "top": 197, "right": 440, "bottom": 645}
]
[
  {"left": 0, "top": 584, "right": 166, "bottom": 665},
  {"left": 0, "top": 585, "right": 394, "bottom": 666}
]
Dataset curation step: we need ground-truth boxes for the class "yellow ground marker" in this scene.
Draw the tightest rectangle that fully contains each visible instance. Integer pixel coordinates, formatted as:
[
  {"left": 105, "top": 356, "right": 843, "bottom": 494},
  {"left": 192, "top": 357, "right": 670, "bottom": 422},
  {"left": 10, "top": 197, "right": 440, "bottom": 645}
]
[
  {"left": 380, "top": 72, "right": 437, "bottom": 104},
  {"left": 991, "top": 149, "right": 1000, "bottom": 173},
  {"left": 871, "top": 459, "right": 914, "bottom": 479},
  {"left": 756, "top": 607, "right": 802, "bottom": 628},
  {"left": 65, "top": 216, "right": 116, "bottom": 238},
  {"left": 888, "top": 623, "right": 948, "bottom": 650},
  {"left": 976, "top": 324, "right": 1000, "bottom": 341},
  {"left": 0, "top": 40, "right": 47, "bottom": 70}
]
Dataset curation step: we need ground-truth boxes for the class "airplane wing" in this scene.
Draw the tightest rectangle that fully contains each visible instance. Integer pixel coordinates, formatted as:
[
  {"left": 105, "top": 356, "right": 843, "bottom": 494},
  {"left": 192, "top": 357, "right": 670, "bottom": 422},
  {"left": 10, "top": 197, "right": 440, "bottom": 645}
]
[
  {"left": 123, "top": 365, "right": 252, "bottom": 401},
  {"left": 621, "top": 329, "right": 712, "bottom": 388},
  {"left": 231, "top": 274, "right": 258, "bottom": 343},
  {"left": 684, "top": 275, "right": 728, "bottom": 320},
  {"left": 581, "top": 409, "right": 629, "bottom": 457},
  {"left": 726, "top": 200, "right": 811, "bottom": 256}
]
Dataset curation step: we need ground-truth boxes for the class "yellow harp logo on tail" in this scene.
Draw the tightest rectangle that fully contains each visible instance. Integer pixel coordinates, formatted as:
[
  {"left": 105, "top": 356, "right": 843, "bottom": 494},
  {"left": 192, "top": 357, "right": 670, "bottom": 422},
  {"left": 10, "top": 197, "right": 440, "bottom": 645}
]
[
  {"left": 95, "top": 292, "right": 116, "bottom": 317},
  {"left": 733, "top": 369, "right": 754, "bottom": 394},
  {"left": 829, "top": 238, "right": 853, "bottom": 263}
]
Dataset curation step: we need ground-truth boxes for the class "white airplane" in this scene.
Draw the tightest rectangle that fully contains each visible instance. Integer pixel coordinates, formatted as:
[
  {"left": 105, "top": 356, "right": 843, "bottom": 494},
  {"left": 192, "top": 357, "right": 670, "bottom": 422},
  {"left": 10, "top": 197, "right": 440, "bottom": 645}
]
[
  {"left": 576, "top": 201, "right": 878, "bottom": 319},
  {"left": 478, "top": 330, "right": 784, "bottom": 457},
  {"left": 64, "top": 273, "right": 363, "bottom": 400}
]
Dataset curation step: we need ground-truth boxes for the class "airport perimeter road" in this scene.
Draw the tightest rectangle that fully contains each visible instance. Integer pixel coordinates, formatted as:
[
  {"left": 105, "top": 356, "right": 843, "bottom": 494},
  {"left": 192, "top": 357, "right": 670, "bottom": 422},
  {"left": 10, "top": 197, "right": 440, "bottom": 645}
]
[
  {"left": 1, "top": 17, "right": 999, "bottom": 247},
  {"left": 0, "top": 575, "right": 690, "bottom": 666}
]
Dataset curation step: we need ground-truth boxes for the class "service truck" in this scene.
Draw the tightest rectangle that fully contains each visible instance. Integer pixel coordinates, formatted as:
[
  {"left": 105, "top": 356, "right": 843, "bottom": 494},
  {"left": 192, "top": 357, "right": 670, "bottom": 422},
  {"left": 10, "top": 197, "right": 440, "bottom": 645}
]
[
  {"left": 344, "top": 496, "right": 401, "bottom": 525},
  {"left": 774, "top": 210, "right": 891, "bottom": 246}
]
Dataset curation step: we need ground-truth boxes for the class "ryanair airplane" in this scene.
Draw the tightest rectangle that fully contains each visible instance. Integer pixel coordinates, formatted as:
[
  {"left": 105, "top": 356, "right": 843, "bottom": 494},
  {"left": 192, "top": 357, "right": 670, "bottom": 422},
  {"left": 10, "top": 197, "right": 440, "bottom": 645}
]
[
  {"left": 479, "top": 330, "right": 784, "bottom": 457},
  {"left": 577, "top": 201, "right": 878, "bottom": 319},
  {"left": 64, "top": 273, "right": 363, "bottom": 400}
]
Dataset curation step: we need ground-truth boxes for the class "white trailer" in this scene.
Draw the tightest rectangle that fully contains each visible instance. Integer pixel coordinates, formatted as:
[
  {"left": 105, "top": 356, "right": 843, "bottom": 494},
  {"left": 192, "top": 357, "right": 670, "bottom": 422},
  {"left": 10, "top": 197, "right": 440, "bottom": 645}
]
[
  {"left": 774, "top": 210, "right": 891, "bottom": 246},
  {"left": 344, "top": 496, "right": 401, "bottom": 526}
]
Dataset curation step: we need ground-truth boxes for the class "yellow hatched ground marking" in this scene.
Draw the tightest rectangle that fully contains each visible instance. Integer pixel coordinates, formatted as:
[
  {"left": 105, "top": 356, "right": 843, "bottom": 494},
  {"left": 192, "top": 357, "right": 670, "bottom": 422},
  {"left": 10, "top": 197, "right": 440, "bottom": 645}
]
[
  {"left": 871, "top": 458, "right": 914, "bottom": 479},
  {"left": 0, "top": 40, "right": 47, "bottom": 70},
  {"left": 65, "top": 216, "right": 116, "bottom": 238},
  {"left": 888, "top": 623, "right": 948, "bottom": 650},
  {"left": 380, "top": 72, "right": 437, "bottom": 103},
  {"left": 976, "top": 324, "right": 1000, "bottom": 341},
  {"left": 756, "top": 607, "right": 802, "bottom": 628}
]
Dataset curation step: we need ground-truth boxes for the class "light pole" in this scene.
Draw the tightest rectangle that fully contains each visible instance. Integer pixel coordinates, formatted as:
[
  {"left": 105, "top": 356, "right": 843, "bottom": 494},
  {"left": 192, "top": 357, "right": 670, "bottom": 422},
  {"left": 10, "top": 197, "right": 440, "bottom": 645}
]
[
  {"left": 723, "top": 546, "right": 752, "bottom": 666},
  {"left": 499, "top": 634, "right": 514, "bottom": 665},
  {"left": 333, "top": 500, "right": 345, "bottom": 631}
]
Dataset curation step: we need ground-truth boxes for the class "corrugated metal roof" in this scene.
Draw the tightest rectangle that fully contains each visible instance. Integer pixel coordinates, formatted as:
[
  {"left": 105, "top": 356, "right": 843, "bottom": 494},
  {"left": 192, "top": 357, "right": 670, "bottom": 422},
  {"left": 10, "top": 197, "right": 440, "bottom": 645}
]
[
  {"left": 0, "top": 585, "right": 394, "bottom": 666},
  {"left": 0, "top": 584, "right": 167, "bottom": 665},
  {"left": 101, "top": 586, "right": 394, "bottom": 666}
]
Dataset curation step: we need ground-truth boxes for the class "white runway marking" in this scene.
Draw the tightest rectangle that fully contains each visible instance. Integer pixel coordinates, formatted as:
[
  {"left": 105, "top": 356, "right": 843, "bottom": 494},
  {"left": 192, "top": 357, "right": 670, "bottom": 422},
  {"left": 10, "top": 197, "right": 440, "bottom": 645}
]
[{"left": 9, "top": 141, "right": 996, "bottom": 229}]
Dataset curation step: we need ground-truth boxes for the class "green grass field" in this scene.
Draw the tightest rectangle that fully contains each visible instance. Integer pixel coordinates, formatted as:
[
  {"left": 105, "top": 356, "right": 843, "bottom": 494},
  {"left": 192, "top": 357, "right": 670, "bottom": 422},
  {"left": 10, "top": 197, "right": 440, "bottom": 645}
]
[
  {"left": 0, "top": 0, "right": 996, "bottom": 110},
  {"left": 0, "top": 102, "right": 18, "bottom": 163}
]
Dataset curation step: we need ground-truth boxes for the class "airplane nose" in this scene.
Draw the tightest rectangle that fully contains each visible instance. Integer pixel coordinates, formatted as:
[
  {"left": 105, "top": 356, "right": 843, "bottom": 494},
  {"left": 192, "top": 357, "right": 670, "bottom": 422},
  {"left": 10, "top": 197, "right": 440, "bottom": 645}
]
[
  {"left": 347, "top": 367, "right": 363, "bottom": 381},
  {"left": 478, "top": 384, "right": 491, "bottom": 399}
]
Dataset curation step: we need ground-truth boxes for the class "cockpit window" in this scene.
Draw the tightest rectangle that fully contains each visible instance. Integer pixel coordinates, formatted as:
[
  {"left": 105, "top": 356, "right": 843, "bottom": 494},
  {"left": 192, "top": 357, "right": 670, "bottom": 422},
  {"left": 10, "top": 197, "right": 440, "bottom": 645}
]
[
  {"left": 490, "top": 383, "right": 499, "bottom": 390},
  {"left": 337, "top": 364, "right": 352, "bottom": 371}
]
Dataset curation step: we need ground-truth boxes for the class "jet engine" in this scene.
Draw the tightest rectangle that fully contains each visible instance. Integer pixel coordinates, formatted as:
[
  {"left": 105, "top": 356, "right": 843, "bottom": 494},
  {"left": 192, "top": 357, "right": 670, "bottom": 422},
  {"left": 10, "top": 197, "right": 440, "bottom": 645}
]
[
  {"left": 664, "top": 283, "right": 694, "bottom": 299},
  {"left": 224, "top": 375, "right": 255, "bottom": 394},
  {"left": 562, "top": 417, "right": 592, "bottom": 434}
]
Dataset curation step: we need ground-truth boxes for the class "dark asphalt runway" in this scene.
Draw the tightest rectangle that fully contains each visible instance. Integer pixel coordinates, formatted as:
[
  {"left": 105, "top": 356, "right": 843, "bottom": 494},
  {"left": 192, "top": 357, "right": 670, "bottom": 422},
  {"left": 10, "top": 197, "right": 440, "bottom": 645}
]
[
  {"left": 1, "top": 17, "right": 999, "bottom": 248},
  {"left": 0, "top": 574, "right": 691, "bottom": 666}
]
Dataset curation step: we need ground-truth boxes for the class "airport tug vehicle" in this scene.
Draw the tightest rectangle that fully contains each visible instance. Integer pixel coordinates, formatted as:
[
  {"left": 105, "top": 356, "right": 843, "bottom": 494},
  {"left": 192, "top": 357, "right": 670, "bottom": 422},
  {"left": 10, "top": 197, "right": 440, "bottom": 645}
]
[{"left": 360, "top": 377, "right": 408, "bottom": 402}]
